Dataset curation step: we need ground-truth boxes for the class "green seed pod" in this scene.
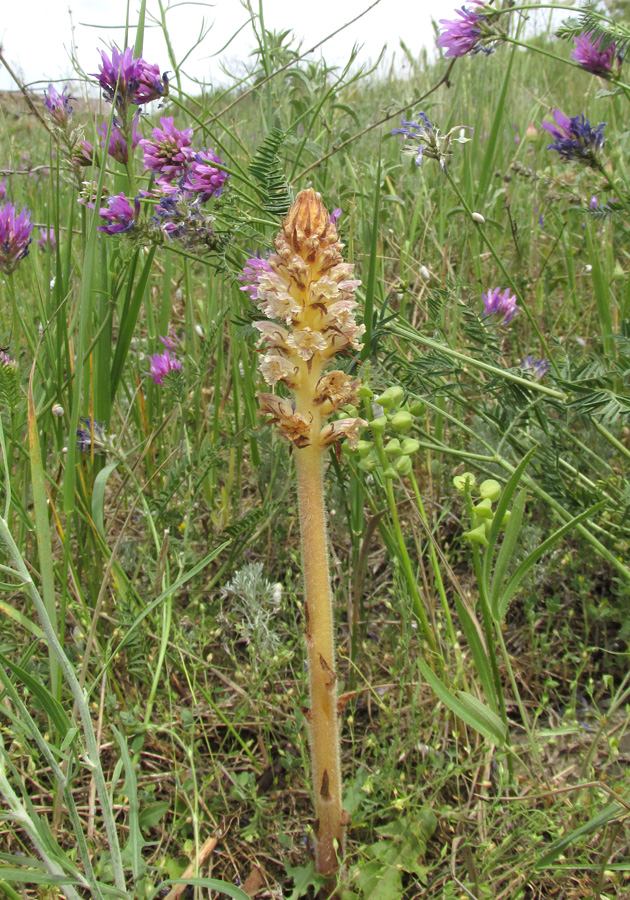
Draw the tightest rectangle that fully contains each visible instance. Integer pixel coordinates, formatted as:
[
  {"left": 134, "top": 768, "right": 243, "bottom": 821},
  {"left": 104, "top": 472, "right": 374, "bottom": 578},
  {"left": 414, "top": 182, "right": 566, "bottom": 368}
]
[
  {"left": 463, "top": 524, "right": 489, "bottom": 546},
  {"left": 357, "top": 457, "right": 377, "bottom": 472},
  {"left": 375, "top": 385, "right": 404, "bottom": 409},
  {"left": 344, "top": 404, "right": 358, "bottom": 417},
  {"left": 383, "top": 465, "right": 397, "bottom": 479},
  {"left": 453, "top": 473, "right": 476, "bottom": 492},
  {"left": 472, "top": 498, "right": 493, "bottom": 519},
  {"left": 400, "top": 438, "right": 420, "bottom": 455},
  {"left": 390, "top": 411, "right": 413, "bottom": 433},
  {"left": 395, "top": 455, "right": 413, "bottom": 476},
  {"left": 384, "top": 438, "right": 402, "bottom": 457},
  {"left": 370, "top": 415, "right": 388, "bottom": 434},
  {"left": 357, "top": 384, "right": 374, "bottom": 400},
  {"left": 479, "top": 479, "right": 501, "bottom": 502},
  {"left": 408, "top": 400, "right": 425, "bottom": 417},
  {"left": 356, "top": 440, "right": 374, "bottom": 458}
]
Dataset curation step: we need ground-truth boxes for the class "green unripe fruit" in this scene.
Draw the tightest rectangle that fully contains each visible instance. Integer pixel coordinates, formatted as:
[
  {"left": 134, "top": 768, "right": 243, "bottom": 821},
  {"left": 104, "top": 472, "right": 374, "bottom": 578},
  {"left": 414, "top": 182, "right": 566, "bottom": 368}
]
[
  {"left": 344, "top": 404, "right": 358, "bottom": 417},
  {"left": 453, "top": 472, "right": 476, "bottom": 492},
  {"left": 400, "top": 438, "right": 420, "bottom": 455},
  {"left": 370, "top": 415, "right": 387, "bottom": 434},
  {"left": 409, "top": 400, "right": 425, "bottom": 417},
  {"left": 479, "top": 479, "right": 501, "bottom": 502},
  {"left": 384, "top": 438, "right": 402, "bottom": 457},
  {"left": 472, "top": 498, "right": 493, "bottom": 519},
  {"left": 390, "top": 411, "right": 413, "bottom": 433},
  {"left": 375, "top": 386, "right": 404, "bottom": 409},
  {"left": 357, "top": 457, "right": 377, "bottom": 472},
  {"left": 383, "top": 465, "right": 397, "bottom": 479},
  {"left": 395, "top": 455, "right": 413, "bottom": 476},
  {"left": 357, "top": 385, "right": 374, "bottom": 400},
  {"left": 463, "top": 524, "right": 489, "bottom": 546},
  {"left": 356, "top": 440, "right": 374, "bottom": 458}
]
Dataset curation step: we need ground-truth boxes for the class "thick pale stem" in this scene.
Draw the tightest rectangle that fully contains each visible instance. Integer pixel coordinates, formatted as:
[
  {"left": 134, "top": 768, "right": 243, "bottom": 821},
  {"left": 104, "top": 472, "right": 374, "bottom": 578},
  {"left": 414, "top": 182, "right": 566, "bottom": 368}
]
[{"left": 295, "top": 439, "right": 345, "bottom": 877}]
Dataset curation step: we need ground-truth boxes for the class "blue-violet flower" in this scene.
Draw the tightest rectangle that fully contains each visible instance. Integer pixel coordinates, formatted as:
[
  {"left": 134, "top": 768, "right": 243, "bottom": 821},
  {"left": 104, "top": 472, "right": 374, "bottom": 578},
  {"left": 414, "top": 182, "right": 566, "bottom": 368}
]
[
  {"left": 98, "top": 193, "right": 140, "bottom": 235},
  {"left": 542, "top": 109, "right": 605, "bottom": 167},
  {"left": 0, "top": 202, "right": 33, "bottom": 274},
  {"left": 482, "top": 287, "right": 518, "bottom": 324}
]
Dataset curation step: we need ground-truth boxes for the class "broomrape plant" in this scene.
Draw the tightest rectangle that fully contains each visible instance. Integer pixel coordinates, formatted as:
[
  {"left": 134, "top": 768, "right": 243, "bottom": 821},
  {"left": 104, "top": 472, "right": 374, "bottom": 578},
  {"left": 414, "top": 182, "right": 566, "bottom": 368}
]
[{"left": 240, "top": 189, "right": 366, "bottom": 878}]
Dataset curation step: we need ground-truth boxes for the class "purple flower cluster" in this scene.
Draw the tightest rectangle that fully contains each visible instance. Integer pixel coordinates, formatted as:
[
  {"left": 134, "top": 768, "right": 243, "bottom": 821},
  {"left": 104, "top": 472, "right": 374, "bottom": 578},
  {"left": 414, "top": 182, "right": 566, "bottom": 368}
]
[
  {"left": 181, "top": 150, "right": 229, "bottom": 201},
  {"left": 71, "top": 140, "right": 96, "bottom": 168},
  {"left": 94, "top": 46, "right": 168, "bottom": 111},
  {"left": 98, "top": 193, "right": 140, "bottom": 235},
  {"left": 238, "top": 257, "right": 273, "bottom": 301},
  {"left": 391, "top": 113, "right": 435, "bottom": 167},
  {"left": 151, "top": 192, "right": 218, "bottom": 249},
  {"left": 542, "top": 109, "right": 605, "bottom": 167},
  {"left": 37, "top": 228, "right": 56, "bottom": 251},
  {"left": 45, "top": 84, "right": 74, "bottom": 127},
  {"left": 521, "top": 356, "right": 549, "bottom": 379},
  {"left": 482, "top": 287, "right": 518, "bottom": 324},
  {"left": 438, "top": 2, "right": 489, "bottom": 58},
  {"left": 140, "top": 117, "right": 193, "bottom": 185},
  {"left": 147, "top": 345, "right": 182, "bottom": 385},
  {"left": 572, "top": 32, "right": 617, "bottom": 76},
  {"left": 0, "top": 202, "right": 33, "bottom": 274},
  {"left": 76, "top": 417, "right": 106, "bottom": 454},
  {"left": 0, "top": 351, "right": 17, "bottom": 370},
  {"left": 97, "top": 116, "right": 141, "bottom": 164}
]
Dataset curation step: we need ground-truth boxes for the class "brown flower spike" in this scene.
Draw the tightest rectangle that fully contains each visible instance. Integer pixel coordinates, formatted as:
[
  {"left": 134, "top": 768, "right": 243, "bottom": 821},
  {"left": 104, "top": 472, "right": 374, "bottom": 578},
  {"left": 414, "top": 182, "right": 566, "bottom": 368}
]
[{"left": 240, "top": 190, "right": 366, "bottom": 877}]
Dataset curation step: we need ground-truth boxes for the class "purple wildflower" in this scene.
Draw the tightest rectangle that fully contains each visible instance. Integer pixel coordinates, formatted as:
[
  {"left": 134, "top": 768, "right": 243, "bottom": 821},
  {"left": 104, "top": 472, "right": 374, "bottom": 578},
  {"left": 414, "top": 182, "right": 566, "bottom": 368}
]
[
  {"left": 572, "top": 32, "right": 617, "bottom": 76},
  {"left": 71, "top": 140, "right": 96, "bottom": 168},
  {"left": 140, "top": 117, "right": 193, "bottom": 183},
  {"left": 0, "top": 203, "right": 33, "bottom": 274},
  {"left": 94, "top": 46, "right": 168, "bottom": 111},
  {"left": 238, "top": 256, "right": 273, "bottom": 302},
  {"left": 98, "top": 193, "right": 140, "bottom": 235},
  {"left": 181, "top": 149, "right": 229, "bottom": 201},
  {"left": 147, "top": 349, "right": 182, "bottom": 385},
  {"left": 44, "top": 84, "right": 74, "bottom": 127},
  {"left": 37, "top": 228, "right": 56, "bottom": 251},
  {"left": 76, "top": 417, "right": 106, "bottom": 454},
  {"left": 159, "top": 328, "right": 180, "bottom": 351},
  {"left": 330, "top": 208, "right": 342, "bottom": 226},
  {"left": 438, "top": 2, "right": 487, "bottom": 58},
  {"left": 391, "top": 113, "right": 434, "bottom": 166},
  {"left": 521, "top": 356, "right": 549, "bottom": 379},
  {"left": 391, "top": 112, "right": 470, "bottom": 170},
  {"left": 482, "top": 287, "right": 518, "bottom": 324},
  {"left": 542, "top": 109, "right": 605, "bottom": 167},
  {"left": 97, "top": 115, "right": 140, "bottom": 165}
]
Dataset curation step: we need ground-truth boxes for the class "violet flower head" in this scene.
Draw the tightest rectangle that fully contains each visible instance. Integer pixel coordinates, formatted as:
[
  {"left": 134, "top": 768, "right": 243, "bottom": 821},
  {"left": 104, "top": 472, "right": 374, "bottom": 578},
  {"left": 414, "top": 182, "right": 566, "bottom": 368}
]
[
  {"left": 159, "top": 328, "right": 180, "bottom": 351},
  {"left": 521, "top": 356, "right": 549, "bottom": 380},
  {"left": 147, "top": 348, "right": 182, "bottom": 385},
  {"left": 94, "top": 46, "right": 168, "bottom": 110},
  {"left": 37, "top": 228, "right": 56, "bottom": 251},
  {"left": 238, "top": 256, "right": 273, "bottom": 302},
  {"left": 140, "top": 116, "right": 193, "bottom": 183},
  {"left": 98, "top": 193, "right": 140, "bottom": 235},
  {"left": 572, "top": 32, "right": 617, "bottom": 76},
  {"left": 97, "top": 115, "right": 140, "bottom": 164},
  {"left": 0, "top": 351, "right": 17, "bottom": 371},
  {"left": 438, "top": 2, "right": 488, "bottom": 58},
  {"left": 71, "top": 140, "right": 95, "bottom": 168},
  {"left": 76, "top": 417, "right": 106, "bottom": 454},
  {"left": 181, "top": 149, "right": 229, "bottom": 201},
  {"left": 482, "top": 287, "right": 518, "bottom": 324},
  {"left": 44, "top": 84, "right": 74, "bottom": 127},
  {"left": 0, "top": 202, "right": 33, "bottom": 274},
  {"left": 542, "top": 109, "right": 605, "bottom": 167},
  {"left": 330, "top": 208, "right": 342, "bottom": 226}
]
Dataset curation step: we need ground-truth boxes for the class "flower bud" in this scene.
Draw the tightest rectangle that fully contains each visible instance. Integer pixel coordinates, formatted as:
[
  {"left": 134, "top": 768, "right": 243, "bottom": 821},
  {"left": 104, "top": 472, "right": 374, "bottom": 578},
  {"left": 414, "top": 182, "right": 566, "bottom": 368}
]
[
  {"left": 525, "top": 122, "right": 538, "bottom": 143},
  {"left": 479, "top": 479, "right": 501, "bottom": 502},
  {"left": 472, "top": 212, "right": 485, "bottom": 224},
  {"left": 390, "top": 411, "right": 413, "bottom": 433}
]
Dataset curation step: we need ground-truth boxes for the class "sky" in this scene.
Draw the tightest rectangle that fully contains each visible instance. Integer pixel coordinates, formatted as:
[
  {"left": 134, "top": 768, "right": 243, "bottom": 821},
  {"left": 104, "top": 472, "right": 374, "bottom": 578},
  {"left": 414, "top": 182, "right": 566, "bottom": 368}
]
[{"left": 0, "top": 0, "right": 451, "bottom": 94}]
